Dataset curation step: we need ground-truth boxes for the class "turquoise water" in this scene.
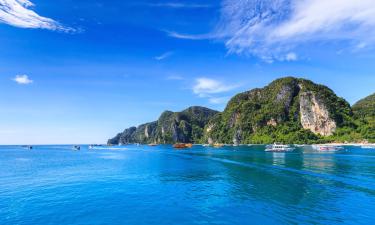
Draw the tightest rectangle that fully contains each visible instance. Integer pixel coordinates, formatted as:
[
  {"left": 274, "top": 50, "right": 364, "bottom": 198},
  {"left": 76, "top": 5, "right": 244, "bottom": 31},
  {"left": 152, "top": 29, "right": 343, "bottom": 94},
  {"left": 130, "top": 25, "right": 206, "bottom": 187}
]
[{"left": 1, "top": 145, "right": 375, "bottom": 225}]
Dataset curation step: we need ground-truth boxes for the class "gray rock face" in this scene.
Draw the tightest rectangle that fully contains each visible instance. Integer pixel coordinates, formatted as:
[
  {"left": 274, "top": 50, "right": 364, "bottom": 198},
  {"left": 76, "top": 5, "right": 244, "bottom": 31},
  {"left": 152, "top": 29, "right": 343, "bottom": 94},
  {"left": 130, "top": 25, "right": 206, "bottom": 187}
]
[
  {"left": 108, "top": 106, "right": 219, "bottom": 144},
  {"left": 203, "top": 77, "right": 352, "bottom": 144},
  {"left": 299, "top": 92, "right": 337, "bottom": 136},
  {"left": 119, "top": 127, "right": 137, "bottom": 144}
]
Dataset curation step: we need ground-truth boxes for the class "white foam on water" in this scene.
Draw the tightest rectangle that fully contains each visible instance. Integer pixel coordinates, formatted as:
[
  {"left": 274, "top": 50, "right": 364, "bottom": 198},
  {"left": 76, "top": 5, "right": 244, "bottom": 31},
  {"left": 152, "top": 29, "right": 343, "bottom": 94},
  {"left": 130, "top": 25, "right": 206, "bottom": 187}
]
[{"left": 98, "top": 152, "right": 126, "bottom": 160}]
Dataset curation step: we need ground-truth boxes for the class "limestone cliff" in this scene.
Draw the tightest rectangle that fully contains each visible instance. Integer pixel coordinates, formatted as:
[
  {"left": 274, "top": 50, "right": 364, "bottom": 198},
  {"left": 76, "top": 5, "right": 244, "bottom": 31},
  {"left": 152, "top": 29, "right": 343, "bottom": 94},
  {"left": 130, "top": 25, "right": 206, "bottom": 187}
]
[
  {"left": 299, "top": 92, "right": 336, "bottom": 136},
  {"left": 108, "top": 106, "right": 219, "bottom": 144},
  {"left": 204, "top": 77, "right": 352, "bottom": 144}
]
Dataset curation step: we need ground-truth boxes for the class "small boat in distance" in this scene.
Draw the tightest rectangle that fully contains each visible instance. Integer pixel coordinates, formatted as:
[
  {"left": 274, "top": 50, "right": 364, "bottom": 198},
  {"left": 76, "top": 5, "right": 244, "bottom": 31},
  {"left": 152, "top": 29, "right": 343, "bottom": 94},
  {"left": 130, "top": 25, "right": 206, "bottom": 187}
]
[
  {"left": 265, "top": 143, "right": 295, "bottom": 152},
  {"left": 89, "top": 144, "right": 104, "bottom": 150},
  {"left": 73, "top": 145, "right": 81, "bottom": 151},
  {"left": 173, "top": 143, "right": 193, "bottom": 149},
  {"left": 148, "top": 143, "right": 157, "bottom": 146},
  {"left": 361, "top": 145, "right": 375, "bottom": 149},
  {"left": 312, "top": 145, "right": 343, "bottom": 151},
  {"left": 213, "top": 143, "right": 224, "bottom": 148},
  {"left": 22, "top": 145, "right": 33, "bottom": 150}
]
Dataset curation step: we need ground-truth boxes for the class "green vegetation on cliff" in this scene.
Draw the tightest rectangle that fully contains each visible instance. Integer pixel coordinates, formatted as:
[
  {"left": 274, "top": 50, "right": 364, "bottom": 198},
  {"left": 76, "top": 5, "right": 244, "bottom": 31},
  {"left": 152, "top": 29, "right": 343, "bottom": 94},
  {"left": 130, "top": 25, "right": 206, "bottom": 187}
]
[
  {"left": 204, "top": 77, "right": 356, "bottom": 144},
  {"left": 109, "top": 77, "right": 374, "bottom": 145},
  {"left": 108, "top": 106, "right": 219, "bottom": 144},
  {"left": 352, "top": 93, "right": 375, "bottom": 142}
]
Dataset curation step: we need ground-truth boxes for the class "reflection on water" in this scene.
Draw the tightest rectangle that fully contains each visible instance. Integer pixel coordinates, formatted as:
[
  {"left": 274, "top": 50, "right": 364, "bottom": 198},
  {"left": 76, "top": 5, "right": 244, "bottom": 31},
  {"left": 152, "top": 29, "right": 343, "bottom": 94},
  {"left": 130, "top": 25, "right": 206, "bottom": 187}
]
[
  {"left": 271, "top": 152, "right": 285, "bottom": 165},
  {"left": 0, "top": 145, "right": 374, "bottom": 225}
]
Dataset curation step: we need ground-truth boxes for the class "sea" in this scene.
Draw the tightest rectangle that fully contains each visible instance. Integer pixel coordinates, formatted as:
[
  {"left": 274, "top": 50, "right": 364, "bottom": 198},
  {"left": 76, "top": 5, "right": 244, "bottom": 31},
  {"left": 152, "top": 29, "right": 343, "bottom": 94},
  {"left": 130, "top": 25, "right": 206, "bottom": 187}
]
[{"left": 0, "top": 145, "right": 374, "bottom": 225}]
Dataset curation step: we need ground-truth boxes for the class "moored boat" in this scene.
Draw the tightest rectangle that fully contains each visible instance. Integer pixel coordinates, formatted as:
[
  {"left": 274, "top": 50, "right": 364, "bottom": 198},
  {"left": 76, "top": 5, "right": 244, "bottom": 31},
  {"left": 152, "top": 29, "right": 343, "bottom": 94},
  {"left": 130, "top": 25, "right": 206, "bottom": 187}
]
[
  {"left": 73, "top": 145, "right": 81, "bottom": 151},
  {"left": 312, "top": 145, "right": 343, "bottom": 151},
  {"left": 361, "top": 145, "right": 375, "bottom": 149},
  {"left": 213, "top": 143, "right": 224, "bottom": 148},
  {"left": 173, "top": 143, "right": 193, "bottom": 149},
  {"left": 148, "top": 143, "right": 157, "bottom": 146},
  {"left": 265, "top": 143, "right": 295, "bottom": 152}
]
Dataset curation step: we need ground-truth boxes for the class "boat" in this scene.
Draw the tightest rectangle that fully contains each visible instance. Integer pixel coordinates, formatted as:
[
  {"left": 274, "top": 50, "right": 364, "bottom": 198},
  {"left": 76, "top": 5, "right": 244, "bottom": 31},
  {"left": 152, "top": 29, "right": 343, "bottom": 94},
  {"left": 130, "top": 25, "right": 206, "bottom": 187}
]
[
  {"left": 213, "top": 143, "right": 224, "bottom": 148},
  {"left": 312, "top": 145, "right": 343, "bottom": 151},
  {"left": 22, "top": 145, "right": 33, "bottom": 150},
  {"left": 73, "top": 145, "right": 81, "bottom": 151},
  {"left": 265, "top": 143, "right": 295, "bottom": 152},
  {"left": 148, "top": 143, "right": 157, "bottom": 146},
  {"left": 361, "top": 145, "right": 375, "bottom": 149},
  {"left": 173, "top": 143, "right": 193, "bottom": 149},
  {"left": 89, "top": 144, "right": 104, "bottom": 150},
  {"left": 185, "top": 143, "right": 193, "bottom": 148}
]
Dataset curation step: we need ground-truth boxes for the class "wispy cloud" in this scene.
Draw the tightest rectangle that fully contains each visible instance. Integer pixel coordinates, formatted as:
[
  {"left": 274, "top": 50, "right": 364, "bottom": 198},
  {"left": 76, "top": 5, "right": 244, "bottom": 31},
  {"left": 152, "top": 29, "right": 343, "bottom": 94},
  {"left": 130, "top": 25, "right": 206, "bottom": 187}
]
[
  {"left": 13, "top": 74, "right": 33, "bottom": 84},
  {"left": 168, "top": 0, "right": 375, "bottom": 61},
  {"left": 192, "top": 77, "right": 239, "bottom": 105},
  {"left": 208, "top": 96, "right": 229, "bottom": 104},
  {"left": 193, "top": 78, "right": 233, "bottom": 96},
  {"left": 219, "top": 0, "right": 375, "bottom": 60},
  {"left": 143, "top": 3, "right": 212, "bottom": 9},
  {"left": 166, "top": 30, "right": 211, "bottom": 40},
  {"left": 154, "top": 51, "right": 173, "bottom": 60},
  {"left": 0, "top": 0, "right": 73, "bottom": 31},
  {"left": 192, "top": 78, "right": 238, "bottom": 105},
  {"left": 285, "top": 52, "right": 298, "bottom": 61}
]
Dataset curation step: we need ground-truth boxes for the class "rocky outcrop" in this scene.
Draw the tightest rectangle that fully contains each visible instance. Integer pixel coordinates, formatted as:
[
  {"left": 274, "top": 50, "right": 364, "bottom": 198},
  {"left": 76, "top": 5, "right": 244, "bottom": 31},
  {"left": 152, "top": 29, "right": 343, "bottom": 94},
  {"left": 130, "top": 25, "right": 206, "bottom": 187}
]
[
  {"left": 299, "top": 92, "right": 336, "bottom": 136},
  {"left": 108, "top": 106, "right": 219, "bottom": 145},
  {"left": 109, "top": 77, "right": 370, "bottom": 145},
  {"left": 204, "top": 77, "right": 352, "bottom": 144}
]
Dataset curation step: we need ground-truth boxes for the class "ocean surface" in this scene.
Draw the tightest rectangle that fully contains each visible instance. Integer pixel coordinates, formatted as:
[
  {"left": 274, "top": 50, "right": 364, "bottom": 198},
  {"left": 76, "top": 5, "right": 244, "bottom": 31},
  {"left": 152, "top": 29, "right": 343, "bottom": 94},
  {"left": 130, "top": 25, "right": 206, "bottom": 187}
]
[{"left": 1, "top": 145, "right": 375, "bottom": 225}]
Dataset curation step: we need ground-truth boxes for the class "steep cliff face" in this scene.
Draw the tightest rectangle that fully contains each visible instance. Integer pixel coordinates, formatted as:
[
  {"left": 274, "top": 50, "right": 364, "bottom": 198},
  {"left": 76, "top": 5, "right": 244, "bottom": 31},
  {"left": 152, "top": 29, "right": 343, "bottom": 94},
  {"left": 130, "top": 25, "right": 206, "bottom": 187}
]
[
  {"left": 108, "top": 106, "right": 219, "bottom": 144},
  {"left": 204, "top": 77, "right": 352, "bottom": 144},
  {"left": 299, "top": 92, "right": 336, "bottom": 136},
  {"left": 109, "top": 77, "right": 370, "bottom": 145}
]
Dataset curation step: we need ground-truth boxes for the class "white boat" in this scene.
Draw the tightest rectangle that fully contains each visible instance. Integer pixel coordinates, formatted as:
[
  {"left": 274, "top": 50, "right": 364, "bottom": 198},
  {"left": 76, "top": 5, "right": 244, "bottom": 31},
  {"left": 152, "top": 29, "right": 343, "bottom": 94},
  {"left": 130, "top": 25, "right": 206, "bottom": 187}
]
[
  {"left": 312, "top": 145, "right": 343, "bottom": 151},
  {"left": 361, "top": 145, "right": 375, "bottom": 149},
  {"left": 73, "top": 145, "right": 81, "bottom": 151},
  {"left": 265, "top": 143, "right": 295, "bottom": 152}
]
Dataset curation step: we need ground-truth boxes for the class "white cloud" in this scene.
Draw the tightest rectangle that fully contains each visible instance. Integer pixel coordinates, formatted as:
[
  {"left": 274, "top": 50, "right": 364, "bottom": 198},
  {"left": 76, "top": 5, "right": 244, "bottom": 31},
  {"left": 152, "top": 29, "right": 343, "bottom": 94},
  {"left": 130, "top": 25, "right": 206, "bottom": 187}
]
[
  {"left": 145, "top": 3, "right": 212, "bottom": 9},
  {"left": 0, "top": 0, "right": 73, "bottom": 31},
  {"left": 166, "top": 30, "right": 212, "bottom": 40},
  {"left": 208, "top": 96, "right": 229, "bottom": 104},
  {"left": 219, "top": 0, "right": 375, "bottom": 60},
  {"left": 285, "top": 52, "right": 298, "bottom": 61},
  {"left": 168, "top": 0, "right": 375, "bottom": 61},
  {"left": 193, "top": 77, "right": 238, "bottom": 98},
  {"left": 13, "top": 74, "right": 33, "bottom": 84},
  {"left": 154, "top": 51, "right": 173, "bottom": 60}
]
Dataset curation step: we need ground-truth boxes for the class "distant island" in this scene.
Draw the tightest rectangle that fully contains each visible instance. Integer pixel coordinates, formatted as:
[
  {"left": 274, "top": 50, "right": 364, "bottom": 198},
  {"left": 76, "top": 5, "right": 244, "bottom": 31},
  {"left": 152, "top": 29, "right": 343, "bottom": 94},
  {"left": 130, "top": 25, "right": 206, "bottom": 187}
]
[{"left": 108, "top": 77, "right": 374, "bottom": 145}]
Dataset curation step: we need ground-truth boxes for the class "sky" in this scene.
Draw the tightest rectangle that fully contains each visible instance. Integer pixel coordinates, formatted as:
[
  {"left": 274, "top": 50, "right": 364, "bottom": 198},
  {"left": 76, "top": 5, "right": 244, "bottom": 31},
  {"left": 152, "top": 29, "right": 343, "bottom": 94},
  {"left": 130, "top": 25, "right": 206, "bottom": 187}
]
[{"left": 1, "top": 0, "right": 375, "bottom": 144}]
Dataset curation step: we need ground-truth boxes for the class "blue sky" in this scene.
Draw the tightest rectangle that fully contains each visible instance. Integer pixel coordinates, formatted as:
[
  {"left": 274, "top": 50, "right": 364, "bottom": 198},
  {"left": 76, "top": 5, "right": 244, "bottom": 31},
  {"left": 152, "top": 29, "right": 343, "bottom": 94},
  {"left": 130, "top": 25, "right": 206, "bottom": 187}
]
[{"left": 1, "top": 0, "right": 375, "bottom": 144}]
